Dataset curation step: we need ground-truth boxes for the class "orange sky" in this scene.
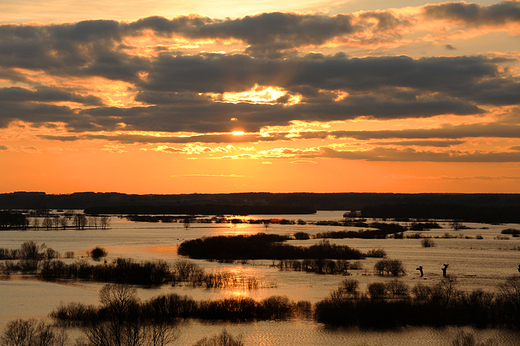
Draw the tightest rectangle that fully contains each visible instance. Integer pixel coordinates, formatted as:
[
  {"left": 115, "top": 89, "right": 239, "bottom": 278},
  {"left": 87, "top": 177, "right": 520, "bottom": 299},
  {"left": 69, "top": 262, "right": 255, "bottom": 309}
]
[{"left": 1, "top": 1, "right": 520, "bottom": 194}]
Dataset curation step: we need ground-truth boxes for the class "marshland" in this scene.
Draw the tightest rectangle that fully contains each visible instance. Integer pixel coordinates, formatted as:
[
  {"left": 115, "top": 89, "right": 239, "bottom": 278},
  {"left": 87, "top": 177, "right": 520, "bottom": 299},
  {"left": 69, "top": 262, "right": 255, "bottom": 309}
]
[{"left": 1, "top": 210, "right": 520, "bottom": 345}]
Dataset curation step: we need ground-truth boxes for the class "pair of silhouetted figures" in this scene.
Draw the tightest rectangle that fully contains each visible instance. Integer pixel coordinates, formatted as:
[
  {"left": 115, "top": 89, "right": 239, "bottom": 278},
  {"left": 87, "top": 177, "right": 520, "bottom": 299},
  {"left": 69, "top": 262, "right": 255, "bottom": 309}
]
[
  {"left": 416, "top": 264, "right": 449, "bottom": 277},
  {"left": 416, "top": 264, "right": 520, "bottom": 278}
]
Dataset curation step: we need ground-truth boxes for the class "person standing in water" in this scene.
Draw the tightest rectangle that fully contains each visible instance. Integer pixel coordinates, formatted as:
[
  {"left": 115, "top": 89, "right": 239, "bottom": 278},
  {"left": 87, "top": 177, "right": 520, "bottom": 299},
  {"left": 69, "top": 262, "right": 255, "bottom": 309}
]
[
  {"left": 442, "top": 264, "right": 449, "bottom": 277},
  {"left": 416, "top": 266, "right": 424, "bottom": 277}
]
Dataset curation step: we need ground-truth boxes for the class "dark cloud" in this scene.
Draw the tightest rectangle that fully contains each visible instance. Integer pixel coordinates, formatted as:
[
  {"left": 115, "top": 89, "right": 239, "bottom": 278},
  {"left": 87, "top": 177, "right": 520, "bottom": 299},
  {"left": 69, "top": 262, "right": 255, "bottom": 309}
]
[
  {"left": 0, "top": 11, "right": 518, "bottom": 137},
  {"left": 320, "top": 147, "right": 520, "bottom": 162},
  {"left": 77, "top": 94, "right": 482, "bottom": 134},
  {"left": 130, "top": 13, "right": 359, "bottom": 56},
  {"left": 0, "top": 21, "right": 147, "bottom": 82},
  {"left": 331, "top": 122, "right": 520, "bottom": 140},
  {"left": 423, "top": 1, "right": 520, "bottom": 26},
  {"left": 0, "top": 87, "right": 103, "bottom": 105},
  {"left": 445, "top": 44, "right": 456, "bottom": 50},
  {"left": 0, "top": 102, "right": 76, "bottom": 128},
  {"left": 373, "top": 140, "right": 466, "bottom": 147},
  {"left": 0, "top": 144, "right": 7, "bottom": 150},
  {"left": 141, "top": 54, "right": 500, "bottom": 96}
]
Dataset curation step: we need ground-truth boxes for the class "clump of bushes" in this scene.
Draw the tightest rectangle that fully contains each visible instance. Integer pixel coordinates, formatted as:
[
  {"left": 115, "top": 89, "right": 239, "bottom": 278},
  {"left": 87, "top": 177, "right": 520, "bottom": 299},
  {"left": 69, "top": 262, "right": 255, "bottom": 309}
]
[
  {"left": 365, "top": 249, "right": 386, "bottom": 258},
  {"left": 51, "top": 283, "right": 305, "bottom": 326},
  {"left": 1, "top": 318, "right": 68, "bottom": 346},
  {"left": 421, "top": 238, "right": 436, "bottom": 247},
  {"left": 374, "top": 259, "right": 406, "bottom": 276},
  {"left": 277, "top": 259, "right": 351, "bottom": 275},
  {"left": 315, "top": 276, "right": 520, "bottom": 329},
  {"left": 193, "top": 330, "right": 244, "bottom": 346},
  {"left": 293, "top": 232, "right": 310, "bottom": 240},
  {"left": 88, "top": 247, "right": 107, "bottom": 261},
  {"left": 178, "top": 234, "right": 365, "bottom": 260},
  {"left": 501, "top": 228, "right": 520, "bottom": 237}
]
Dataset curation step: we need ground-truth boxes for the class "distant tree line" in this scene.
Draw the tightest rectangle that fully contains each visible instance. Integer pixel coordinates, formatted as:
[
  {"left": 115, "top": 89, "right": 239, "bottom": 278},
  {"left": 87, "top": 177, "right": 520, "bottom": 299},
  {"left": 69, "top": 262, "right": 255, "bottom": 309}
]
[
  {"left": 0, "top": 211, "right": 28, "bottom": 229},
  {"left": 361, "top": 203, "right": 520, "bottom": 223},
  {"left": 85, "top": 204, "right": 316, "bottom": 215},
  {"left": 0, "top": 211, "right": 110, "bottom": 230}
]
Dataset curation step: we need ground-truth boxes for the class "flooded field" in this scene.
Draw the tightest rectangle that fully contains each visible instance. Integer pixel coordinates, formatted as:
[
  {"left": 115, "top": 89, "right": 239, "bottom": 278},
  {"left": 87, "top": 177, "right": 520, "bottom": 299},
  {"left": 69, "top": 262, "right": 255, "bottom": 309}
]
[{"left": 1, "top": 211, "right": 520, "bottom": 345}]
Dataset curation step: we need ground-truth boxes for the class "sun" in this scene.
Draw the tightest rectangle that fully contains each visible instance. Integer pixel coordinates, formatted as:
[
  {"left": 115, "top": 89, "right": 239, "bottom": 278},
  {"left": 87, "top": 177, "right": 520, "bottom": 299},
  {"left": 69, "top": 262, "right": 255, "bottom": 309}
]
[{"left": 232, "top": 131, "right": 245, "bottom": 136}]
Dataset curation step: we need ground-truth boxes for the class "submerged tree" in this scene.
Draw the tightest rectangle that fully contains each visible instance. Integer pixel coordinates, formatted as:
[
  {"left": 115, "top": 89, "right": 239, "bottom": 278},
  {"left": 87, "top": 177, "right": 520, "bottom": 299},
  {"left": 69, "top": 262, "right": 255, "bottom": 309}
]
[
  {"left": 79, "top": 284, "right": 179, "bottom": 346},
  {"left": 192, "top": 330, "right": 244, "bottom": 346},
  {"left": 1, "top": 318, "right": 68, "bottom": 346}
]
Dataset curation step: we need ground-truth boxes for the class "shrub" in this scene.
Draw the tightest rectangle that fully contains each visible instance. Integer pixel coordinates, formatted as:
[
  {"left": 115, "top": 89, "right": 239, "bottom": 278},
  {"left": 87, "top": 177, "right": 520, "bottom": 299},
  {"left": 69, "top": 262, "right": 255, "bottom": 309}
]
[
  {"left": 412, "top": 284, "right": 433, "bottom": 300},
  {"left": 1, "top": 318, "right": 68, "bottom": 346},
  {"left": 341, "top": 278, "right": 359, "bottom": 295},
  {"left": 173, "top": 259, "right": 204, "bottom": 282},
  {"left": 451, "top": 331, "right": 495, "bottom": 346},
  {"left": 374, "top": 259, "right": 406, "bottom": 276},
  {"left": 368, "top": 282, "right": 387, "bottom": 299},
  {"left": 293, "top": 232, "right": 310, "bottom": 240},
  {"left": 19, "top": 241, "right": 46, "bottom": 260},
  {"left": 501, "top": 228, "right": 520, "bottom": 235},
  {"left": 259, "top": 296, "right": 293, "bottom": 320},
  {"left": 192, "top": 330, "right": 244, "bottom": 346},
  {"left": 64, "top": 251, "right": 75, "bottom": 259},
  {"left": 365, "top": 248, "right": 386, "bottom": 258},
  {"left": 386, "top": 279, "right": 409, "bottom": 296},
  {"left": 88, "top": 247, "right": 107, "bottom": 261},
  {"left": 421, "top": 238, "right": 436, "bottom": 247}
]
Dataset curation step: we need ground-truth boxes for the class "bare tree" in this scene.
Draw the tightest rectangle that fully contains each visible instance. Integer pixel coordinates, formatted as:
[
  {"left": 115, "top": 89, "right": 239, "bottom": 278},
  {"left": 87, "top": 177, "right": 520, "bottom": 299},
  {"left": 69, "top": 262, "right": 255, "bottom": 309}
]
[
  {"left": 59, "top": 216, "right": 68, "bottom": 229},
  {"left": 1, "top": 318, "right": 68, "bottom": 346},
  {"left": 43, "top": 216, "right": 53, "bottom": 229},
  {"left": 81, "top": 284, "right": 178, "bottom": 346},
  {"left": 53, "top": 216, "right": 61, "bottom": 229},
  {"left": 193, "top": 330, "right": 244, "bottom": 346},
  {"left": 32, "top": 218, "right": 40, "bottom": 229},
  {"left": 88, "top": 216, "right": 99, "bottom": 229},
  {"left": 19, "top": 241, "right": 46, "bottom": 260},
  {"left": 100, "top": 216, "right": 110, "bottom": 229},
  {"left": 74, "top": 214, "right": 88, "bottom": 230}
]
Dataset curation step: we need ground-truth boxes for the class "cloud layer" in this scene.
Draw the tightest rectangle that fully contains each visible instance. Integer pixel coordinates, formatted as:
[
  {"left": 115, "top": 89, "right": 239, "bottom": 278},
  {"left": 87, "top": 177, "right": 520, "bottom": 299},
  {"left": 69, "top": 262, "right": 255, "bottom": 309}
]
[{"left": 1, "top": 1, "right": 520, "bottom": 164}]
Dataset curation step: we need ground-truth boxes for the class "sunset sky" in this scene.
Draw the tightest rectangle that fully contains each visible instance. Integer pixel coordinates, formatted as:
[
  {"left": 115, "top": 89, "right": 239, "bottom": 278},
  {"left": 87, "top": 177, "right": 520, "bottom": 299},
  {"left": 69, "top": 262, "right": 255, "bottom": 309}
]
[{"left": 1, "top": 0, "right": 520, "bottom": 194}]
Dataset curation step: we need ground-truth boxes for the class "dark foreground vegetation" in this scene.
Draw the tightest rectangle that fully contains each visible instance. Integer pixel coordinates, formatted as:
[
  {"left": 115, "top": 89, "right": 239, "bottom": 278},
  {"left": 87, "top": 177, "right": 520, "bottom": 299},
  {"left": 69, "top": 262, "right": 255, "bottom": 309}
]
[
  {"left": 315, "top": 276, "right": 520, "bottom": 330},
  {"left": 178, "top": 234, "right": 367, "bottom": 260},
  {"left": 0, "top": 210, "right": 110, "bottom": 230},
  {"left": 2, "top": 284, "right": 247, "bottom": 346},
  {"left": 49, "top": 276, "right": 520, "bottom": 332},
  {"left": 51, "top": 285, "right": 308, "bottom": 326},
  {"left": 2, "top": 278, "right": 519, "bottom": 345}
]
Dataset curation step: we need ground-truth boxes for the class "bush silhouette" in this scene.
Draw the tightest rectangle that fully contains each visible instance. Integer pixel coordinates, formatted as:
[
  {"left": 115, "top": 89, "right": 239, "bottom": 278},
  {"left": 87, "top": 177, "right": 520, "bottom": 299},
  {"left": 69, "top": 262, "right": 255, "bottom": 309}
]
[
  {"left": 88, "top": 247, "right": 107, "bottom": 261},
  {"left": 374, "top": 259, "right": 406, "bottom": 276},
  {"left": 192, "top": 330, "right": 244, "bottom": 346},
  {"left": 1, "top": 318, "right": 68, "bottom": 346}
]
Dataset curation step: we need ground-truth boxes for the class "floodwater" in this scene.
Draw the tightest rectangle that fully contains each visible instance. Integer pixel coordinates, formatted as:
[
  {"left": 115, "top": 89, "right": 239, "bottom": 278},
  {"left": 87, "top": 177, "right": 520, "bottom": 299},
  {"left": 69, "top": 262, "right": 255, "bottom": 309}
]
[{"left": 1, "top": 211, "right": 520, "bottom": 345}]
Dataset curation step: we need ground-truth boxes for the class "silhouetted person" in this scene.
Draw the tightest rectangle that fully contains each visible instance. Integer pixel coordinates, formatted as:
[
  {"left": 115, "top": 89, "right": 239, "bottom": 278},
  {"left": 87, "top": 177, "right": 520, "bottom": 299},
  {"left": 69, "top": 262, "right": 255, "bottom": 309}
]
[
  {"left": 442, "top": 264, "right": 449, "bottom": 277},
  {"left": 416, "top": 266, "right": 424, "bottom": 277}
]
